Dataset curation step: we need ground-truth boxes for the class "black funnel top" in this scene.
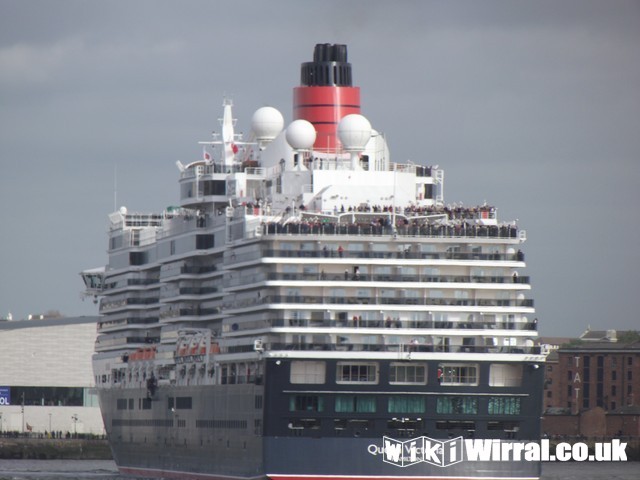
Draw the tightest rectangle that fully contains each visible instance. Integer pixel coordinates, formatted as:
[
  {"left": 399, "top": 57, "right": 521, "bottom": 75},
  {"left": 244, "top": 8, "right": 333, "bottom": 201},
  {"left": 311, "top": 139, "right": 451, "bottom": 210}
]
[{"left": 300, "top": 43, "right": 352, "bottom": 87}]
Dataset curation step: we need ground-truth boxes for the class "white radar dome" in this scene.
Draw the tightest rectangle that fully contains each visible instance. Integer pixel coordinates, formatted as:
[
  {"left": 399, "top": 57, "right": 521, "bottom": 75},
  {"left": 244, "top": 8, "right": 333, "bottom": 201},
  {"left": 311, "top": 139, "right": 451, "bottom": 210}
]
[
  {"left": 338, "top": 114, "right": 372, "bottom": 151},
  {"left": 251, "top": 106, "right": 284, "bottom": 141},
  {"left": 285, "top": 119, "right": 316, "bottom": 150}
]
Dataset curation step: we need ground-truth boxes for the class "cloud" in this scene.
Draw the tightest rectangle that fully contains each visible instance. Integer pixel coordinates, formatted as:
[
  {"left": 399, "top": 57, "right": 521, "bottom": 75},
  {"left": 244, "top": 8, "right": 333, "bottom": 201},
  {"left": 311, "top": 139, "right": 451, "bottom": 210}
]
[{"left": 0, "top": 38, "right": 84, "bottom": 85}]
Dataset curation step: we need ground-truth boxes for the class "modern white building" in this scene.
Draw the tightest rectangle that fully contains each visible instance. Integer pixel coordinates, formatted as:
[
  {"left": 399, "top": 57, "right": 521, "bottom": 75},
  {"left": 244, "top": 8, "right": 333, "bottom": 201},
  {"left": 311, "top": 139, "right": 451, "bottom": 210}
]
[{"left": 0, "top": 316, "right": 104, "bottom": 435}]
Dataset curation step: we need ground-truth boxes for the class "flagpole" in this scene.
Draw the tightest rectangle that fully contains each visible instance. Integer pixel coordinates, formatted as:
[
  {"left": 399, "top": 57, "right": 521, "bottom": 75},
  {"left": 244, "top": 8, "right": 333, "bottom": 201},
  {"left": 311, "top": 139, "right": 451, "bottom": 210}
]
[{"left": 114, "top": 165, "right": 117, "bottom": 212}]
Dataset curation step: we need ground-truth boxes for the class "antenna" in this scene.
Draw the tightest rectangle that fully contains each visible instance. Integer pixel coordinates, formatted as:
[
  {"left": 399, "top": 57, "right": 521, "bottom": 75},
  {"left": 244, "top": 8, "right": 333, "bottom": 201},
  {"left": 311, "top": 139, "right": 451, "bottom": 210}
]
[{"left": 113, "top": 164, "right": 118, "bottom": 212}]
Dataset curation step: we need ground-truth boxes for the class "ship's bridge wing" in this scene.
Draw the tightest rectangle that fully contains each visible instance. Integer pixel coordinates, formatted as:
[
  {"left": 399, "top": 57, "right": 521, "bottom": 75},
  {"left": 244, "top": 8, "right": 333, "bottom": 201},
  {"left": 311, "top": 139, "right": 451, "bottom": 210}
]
[{"left": 80, "top": 266, "right": 105, "bottom": 295}]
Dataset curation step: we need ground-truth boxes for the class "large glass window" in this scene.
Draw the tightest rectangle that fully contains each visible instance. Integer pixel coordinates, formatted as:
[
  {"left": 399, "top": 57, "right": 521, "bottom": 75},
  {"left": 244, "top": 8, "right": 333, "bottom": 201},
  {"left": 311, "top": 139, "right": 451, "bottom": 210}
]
[
  {"left": 289, "top": 395, "right": 325, "bottom": 412},
  {"left": 10, "top": 387, "right": 84, "bottom": 407},
  {"left": 438, "top": 364, "right": 478, "bottom": 386},
  {"left": 489, "top": 364, "right": 523, "bottom": 387},
  {"left": 335, "top": 395, "right": 376, "bottom": 413},
  {"left": 436, "top": 396, "right": 478, "bottom": 414},
  {"left": 488, "top": 397, "right": 521, "bottom": 415},
  {"left": 290, "top": 361, "right": 326, "bottom": 384},
  {"left": 388, "top": 395, "right": 425, "bottom": 413},
  {"left": 389, "top": 363, "right": 427, "bottom": 385},
  {"left": 336, "top": 362, "right": 378, "bottom": 384}
]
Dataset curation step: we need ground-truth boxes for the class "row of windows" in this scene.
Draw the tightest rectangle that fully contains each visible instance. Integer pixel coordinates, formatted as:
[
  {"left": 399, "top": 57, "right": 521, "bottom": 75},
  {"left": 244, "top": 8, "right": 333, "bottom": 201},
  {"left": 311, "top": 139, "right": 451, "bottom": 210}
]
[
  {"left": 116, "top": 396, "right": 193, "bottom": 411},
  {"left": 112, "top": 418, "right": 249, "bottom": 430},
  {"left": 290, "top": 361, "right": 523, "bottom": 387},
  {"left": 195, "top": 419, "right": 248, "bottom": 429},
  {"left": 289, "top": 394, "right": 522, "bottom": 415},
  {"left": 6, "top": 387, "right": 97, "bottom": 407},
  {"left": 288, "top": 418, "right": 520, "bottom": 436}
]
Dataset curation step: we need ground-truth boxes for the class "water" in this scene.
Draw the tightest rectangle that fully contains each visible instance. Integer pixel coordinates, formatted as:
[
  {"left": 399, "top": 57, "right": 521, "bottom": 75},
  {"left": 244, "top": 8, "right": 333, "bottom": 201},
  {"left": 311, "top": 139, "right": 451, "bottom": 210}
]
[
  {"left": 0, "top": 460, "right": 636, "bottom": 479},
  {"left": 0, "top": 460, "right": 121, "bottom": 480}
]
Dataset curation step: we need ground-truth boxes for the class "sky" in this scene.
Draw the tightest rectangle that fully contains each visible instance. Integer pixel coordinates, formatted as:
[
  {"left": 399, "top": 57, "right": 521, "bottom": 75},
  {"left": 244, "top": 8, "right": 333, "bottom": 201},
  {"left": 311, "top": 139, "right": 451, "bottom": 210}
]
[{"left": 0, "top": 0, "right": 638, "bottom": 337}]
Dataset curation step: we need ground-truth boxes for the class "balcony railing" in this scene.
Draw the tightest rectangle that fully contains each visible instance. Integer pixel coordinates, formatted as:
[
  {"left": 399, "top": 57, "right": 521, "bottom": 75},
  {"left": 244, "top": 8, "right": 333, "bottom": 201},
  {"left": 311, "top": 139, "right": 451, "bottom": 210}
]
[
  {"left": 268, "top": 317, "right": 537, "bottom": 331},
  {"left": 260, "top": 222, "right": 520, "bottom": 240},
  {"left": 255, "top": 249, "right": 525, "bottom": 262},
  {"left": 221, "top": 342, "right": 542, "bottom": 355},
  {"left": 263, "top": 272, "right": 530, "bottom": 284},
  {"left": 222, "top": 294, "right": 533, "bottom": 310}
]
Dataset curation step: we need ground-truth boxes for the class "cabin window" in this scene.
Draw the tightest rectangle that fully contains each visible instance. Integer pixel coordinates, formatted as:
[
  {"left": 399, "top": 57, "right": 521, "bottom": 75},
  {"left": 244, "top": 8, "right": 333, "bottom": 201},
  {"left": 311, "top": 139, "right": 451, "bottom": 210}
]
[
  {"left": 388, "top": 395, "right": 425, "bottom": 413},
  {"left": 438, "top": 364, "right": 478, "bottom": 386},
  {"left": 196, "top": 234, "right": 214, "bottom": 250},
  {"left": 289, "top": 395, "right": 325, "bottom": 412},
  {"left": 336, "top": 362, "right": 378, "bottom": 384},
  {"left": 290, "top": 361, "right": 326, "bottom": 384},
  {"left": 488, "top": 364, "right": 523, "bottom": 387},
  {"left": 436, "top": 396, "right": 478, "bottom": 415},
  {"left": 487, "top": 397, "right": 521, "bottom": 415},
  {"left": 389, "top": 363, "right": 427, "bottom": 385},
  {"left": 335, "top": 395, "right": 376, "bottom": 413},
  {"left": 176, "top": 396, "right": 192, "bottom": 409}
]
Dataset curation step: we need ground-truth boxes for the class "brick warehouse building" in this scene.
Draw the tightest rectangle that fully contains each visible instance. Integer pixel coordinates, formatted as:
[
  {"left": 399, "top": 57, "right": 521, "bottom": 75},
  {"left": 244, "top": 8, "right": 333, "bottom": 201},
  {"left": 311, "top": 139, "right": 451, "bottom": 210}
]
[{"left": 542, "top": 329, "right": 640, "bottom": 437}]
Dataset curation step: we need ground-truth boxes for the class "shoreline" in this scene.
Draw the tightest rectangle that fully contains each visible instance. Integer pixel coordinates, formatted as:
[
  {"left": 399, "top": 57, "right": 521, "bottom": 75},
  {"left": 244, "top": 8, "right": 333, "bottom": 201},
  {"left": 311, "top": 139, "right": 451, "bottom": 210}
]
[{"left": 0, "top": 437, "right": 112, "bottom": 460}]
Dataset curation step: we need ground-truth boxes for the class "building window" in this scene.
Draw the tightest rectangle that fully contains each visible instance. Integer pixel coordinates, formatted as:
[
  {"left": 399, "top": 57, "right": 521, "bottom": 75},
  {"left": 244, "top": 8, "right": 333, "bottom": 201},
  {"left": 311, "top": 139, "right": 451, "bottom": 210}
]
[
  {"left": 611, "top": 385, "right": 617, "bottom": 396},
  {"left": 436, "top": 396, "right": 478, "bottom": 415},
  {"left": 336, "top": 362, "right": 378, "bottom": 384},
  {"left": 628, "top": 371, "right": 633, "bottom": 381},
  {"left": 388, "top": 396, "right": 425, "bottom": 413},
  {"left": 289, "top": 395, "right": 325, "bottom": 412},
  {"left": 486, "top": 397, "right": 522, "bottom": 415},
  {"left": 290, "top": 361, "right": 326, "bottom": 384},
  {"left": 176, "top": 396, "right": 192, "bottom": 409},
  {"left": 196, "top": 234, "right": 214, "bottom": 250},
  {"left": 612, "top": 371, "right": 617, "bottom": 381},
  {"left": 335, "top": 395, "right": 376, "bottom": 413},
  {"left": 389, "top": 363, "right": 427, "bottom": 385},
  {"left": 438, "top": 364, "right": 478, "bottom": 386}
]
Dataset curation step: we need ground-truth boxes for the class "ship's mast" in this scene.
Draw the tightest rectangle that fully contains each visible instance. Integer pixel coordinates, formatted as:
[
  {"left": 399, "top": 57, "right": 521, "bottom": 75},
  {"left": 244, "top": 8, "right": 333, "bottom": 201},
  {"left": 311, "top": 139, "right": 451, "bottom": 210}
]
[{"left": 221, "top": 98, "right": 237, "bottom": 167}]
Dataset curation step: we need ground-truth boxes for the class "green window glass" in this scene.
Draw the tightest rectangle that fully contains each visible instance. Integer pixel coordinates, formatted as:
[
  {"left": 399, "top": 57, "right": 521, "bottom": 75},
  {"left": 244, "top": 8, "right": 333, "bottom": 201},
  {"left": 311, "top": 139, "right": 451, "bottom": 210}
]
[
  {"left": 289, "top": 395, "right": 325, "bottom": 412},
  {"left": 436, "top": 396, "right": 478, "bottom": 414},
  {"left": 388, "top": 395, "right": 425, "bottom": 413},
  {"left": 488, "top": 397, "right": 521, "bottom": 415},
  {"left": 335, "top": 395, "right": 376, "bottom": 413}
]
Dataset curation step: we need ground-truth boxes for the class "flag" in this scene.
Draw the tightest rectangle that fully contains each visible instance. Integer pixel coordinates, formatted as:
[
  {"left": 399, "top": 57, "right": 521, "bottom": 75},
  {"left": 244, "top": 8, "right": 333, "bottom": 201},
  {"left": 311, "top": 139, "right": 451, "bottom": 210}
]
[{"left": 203, "top": 147, "right": 211, "bottom": 162}]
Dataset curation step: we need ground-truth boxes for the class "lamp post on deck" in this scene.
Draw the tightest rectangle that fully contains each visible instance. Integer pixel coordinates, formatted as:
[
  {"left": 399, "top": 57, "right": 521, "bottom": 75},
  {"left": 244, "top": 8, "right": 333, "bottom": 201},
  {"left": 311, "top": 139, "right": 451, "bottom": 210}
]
[{"left": 71, "top": 414, "right": 78, "bottom": 437}]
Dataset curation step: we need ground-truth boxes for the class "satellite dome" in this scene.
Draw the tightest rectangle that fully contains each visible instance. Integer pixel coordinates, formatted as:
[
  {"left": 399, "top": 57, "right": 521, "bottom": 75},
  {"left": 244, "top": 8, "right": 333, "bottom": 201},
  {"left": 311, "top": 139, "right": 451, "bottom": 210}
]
[
  {"left": 285, "top": 119, "right": 316, "bottom": 150},
  {"left": 338, "top": 114, "right": 372, "bottom": 151},
  {"left": 251, "top": 106, "right": 284, "bottom": 141}
]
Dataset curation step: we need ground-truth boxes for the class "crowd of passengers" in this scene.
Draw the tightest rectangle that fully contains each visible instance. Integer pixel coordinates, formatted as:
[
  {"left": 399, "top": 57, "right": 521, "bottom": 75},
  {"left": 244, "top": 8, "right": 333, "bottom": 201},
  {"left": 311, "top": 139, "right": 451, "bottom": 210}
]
[
  {"left": 261, "top": 220, "right": 519, "bottom": 239},
  {"left": 323, "top": 203, "right": 497, "bottom": 221}
]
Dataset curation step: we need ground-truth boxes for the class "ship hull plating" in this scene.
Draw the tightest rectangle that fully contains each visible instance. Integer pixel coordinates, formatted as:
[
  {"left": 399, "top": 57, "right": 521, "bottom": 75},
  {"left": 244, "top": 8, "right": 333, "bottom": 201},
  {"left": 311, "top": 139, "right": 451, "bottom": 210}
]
[{"left": 98, "top": 382, "right": 541, "bottom": 480}]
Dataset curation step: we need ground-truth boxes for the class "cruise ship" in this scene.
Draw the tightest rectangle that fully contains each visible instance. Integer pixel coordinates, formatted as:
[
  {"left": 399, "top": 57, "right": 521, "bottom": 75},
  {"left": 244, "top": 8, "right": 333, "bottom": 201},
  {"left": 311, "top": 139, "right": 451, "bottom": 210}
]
[{"left": 82, "top": 43, "right": 545, "bottom": 480}]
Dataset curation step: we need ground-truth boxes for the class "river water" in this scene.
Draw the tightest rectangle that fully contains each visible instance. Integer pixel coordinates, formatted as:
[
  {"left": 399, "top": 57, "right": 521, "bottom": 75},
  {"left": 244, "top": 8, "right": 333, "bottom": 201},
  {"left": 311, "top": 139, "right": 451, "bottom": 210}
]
[{"left": 0, "top": 460, "right": 637, "bottom": 479}]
